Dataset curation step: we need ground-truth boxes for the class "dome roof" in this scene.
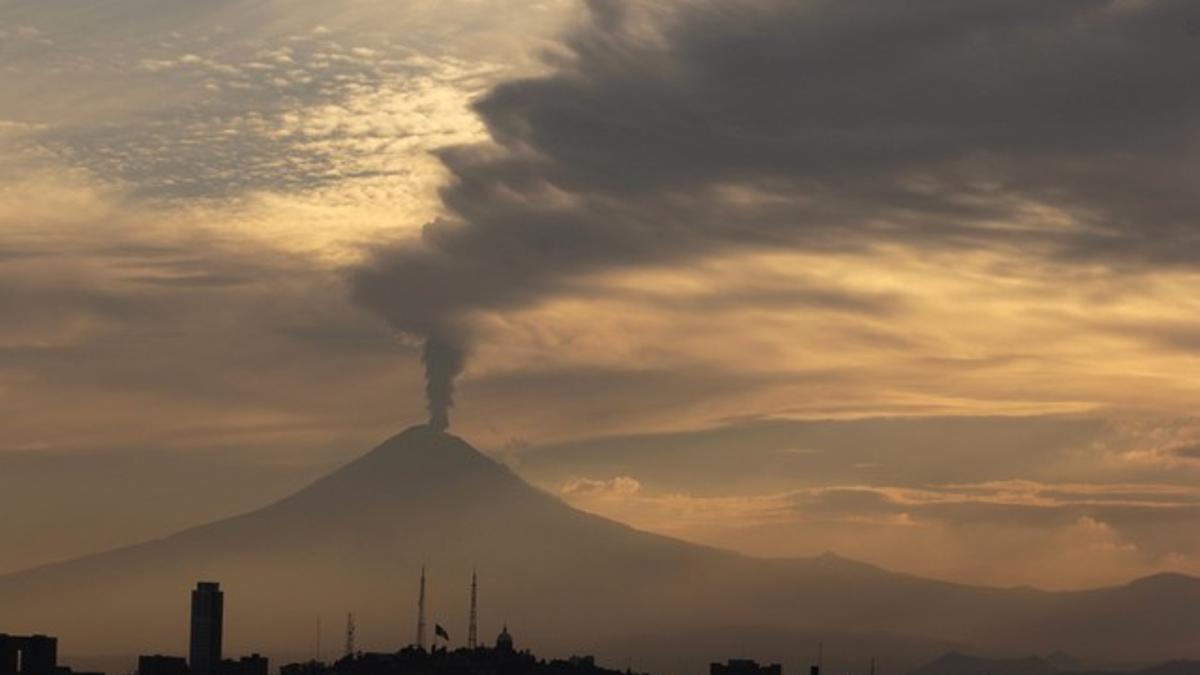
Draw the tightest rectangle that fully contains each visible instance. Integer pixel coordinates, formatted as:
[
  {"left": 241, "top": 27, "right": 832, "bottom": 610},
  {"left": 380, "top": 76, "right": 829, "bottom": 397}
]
[{"left": 495, "top": 623, "right": 513, "bottom": 650}]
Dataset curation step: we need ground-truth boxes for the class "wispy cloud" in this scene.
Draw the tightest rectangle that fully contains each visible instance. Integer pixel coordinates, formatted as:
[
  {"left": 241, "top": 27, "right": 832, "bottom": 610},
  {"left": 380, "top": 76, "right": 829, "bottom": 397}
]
[{"left": 557, "top": 474, "right": 1200, "bottom": 587}]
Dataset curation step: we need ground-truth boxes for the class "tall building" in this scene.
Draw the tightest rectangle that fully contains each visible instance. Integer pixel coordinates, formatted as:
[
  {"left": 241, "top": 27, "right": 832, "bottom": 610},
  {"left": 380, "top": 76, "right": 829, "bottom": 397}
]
[
  {"left": 0, "top": 634, "right": 57, "bottom": 675},
  {"left": 190, "top": 582, "right": 224, "bottom": 675}
]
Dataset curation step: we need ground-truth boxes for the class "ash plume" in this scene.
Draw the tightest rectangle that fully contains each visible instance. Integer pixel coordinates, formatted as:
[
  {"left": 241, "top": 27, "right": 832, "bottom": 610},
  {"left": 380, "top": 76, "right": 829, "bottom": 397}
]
[{"left": 422, "top": 333, "right": 467, "bottom": 432}]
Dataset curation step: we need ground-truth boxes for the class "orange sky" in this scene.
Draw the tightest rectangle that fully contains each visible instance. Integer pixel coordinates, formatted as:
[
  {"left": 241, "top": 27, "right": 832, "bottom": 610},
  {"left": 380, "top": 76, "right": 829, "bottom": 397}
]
[{"left": 1, "top": 0, "right": 1198, "bottom": 589}]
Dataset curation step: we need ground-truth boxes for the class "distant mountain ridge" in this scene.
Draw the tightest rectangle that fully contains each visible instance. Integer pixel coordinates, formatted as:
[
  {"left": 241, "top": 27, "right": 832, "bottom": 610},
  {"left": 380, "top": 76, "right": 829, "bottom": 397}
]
[
  {"left": 910, "top": 652, "right": 1061, "bottom": 675},
  {"left": 910, "top": 652, "right": 1200, "bottom": 675},
  {"left": 1, "top": 427, "right": 1197, "bottom": 675}
]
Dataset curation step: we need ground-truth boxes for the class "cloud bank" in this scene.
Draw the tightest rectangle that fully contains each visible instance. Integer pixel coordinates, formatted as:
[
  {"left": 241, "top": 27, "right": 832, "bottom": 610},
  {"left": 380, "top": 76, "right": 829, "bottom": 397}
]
[{"left": 351, "top": 0, "right": 1200, "bottom": 424}]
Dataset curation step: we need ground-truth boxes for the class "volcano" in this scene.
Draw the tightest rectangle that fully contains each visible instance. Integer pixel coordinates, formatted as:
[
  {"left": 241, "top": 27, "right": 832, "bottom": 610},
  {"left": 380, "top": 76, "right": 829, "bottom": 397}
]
[{"left": 1, "top": 427, "right": 1198, "bottom": 674}]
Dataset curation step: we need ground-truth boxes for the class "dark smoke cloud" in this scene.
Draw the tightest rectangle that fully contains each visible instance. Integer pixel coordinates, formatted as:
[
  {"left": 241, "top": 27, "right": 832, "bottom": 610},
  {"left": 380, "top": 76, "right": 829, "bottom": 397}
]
[
  {"left": 1174, "top": 445, "right": 1200, "bottom": 460},
  {"left": 422, "top": 334, "right": 467, "bottom": 431},
  {"left": 351, "top": 0, "right": 1200, "bottom": 422}
]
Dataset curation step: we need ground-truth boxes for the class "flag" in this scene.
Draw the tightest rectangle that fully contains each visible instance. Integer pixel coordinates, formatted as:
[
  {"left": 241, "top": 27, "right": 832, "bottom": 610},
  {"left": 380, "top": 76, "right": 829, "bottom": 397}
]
[{"left": 435, "top": 624, "right": 450, "bottom": 641}]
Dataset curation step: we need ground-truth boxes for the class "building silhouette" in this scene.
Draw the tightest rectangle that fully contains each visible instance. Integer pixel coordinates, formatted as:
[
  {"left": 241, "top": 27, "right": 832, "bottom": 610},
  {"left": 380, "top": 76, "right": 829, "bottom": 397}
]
[
  {"left": 280, "top": 662, "right": 326, "bottom": 675},
  {"left": 711, "top": 659, "right": 782, "bottom": 675},
  {"left": 138, "top": 655, "right": 189, "bottom": 675},
  {"left": 220, "top": 654, "right": 268, "bottom": 675},
  {"left": 495, "top": 625, "right": 514, "bottom": 653},
  {"left": 190, "top": 582, "right": 224, "bottom": 675},
  {"left": 283, "top": 624, "right": 645, "bottom": 675},
  {"left": 0, "top": 635, "right": 57, "bottom": 675}
]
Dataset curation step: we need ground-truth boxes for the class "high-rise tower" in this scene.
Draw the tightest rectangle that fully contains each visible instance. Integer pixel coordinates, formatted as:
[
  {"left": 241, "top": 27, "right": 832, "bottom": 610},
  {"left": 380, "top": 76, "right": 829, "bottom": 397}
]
[
  {"left": 415, "top": 567, "right": 427, "bottom": 650},
  {"left": 189, "top": 582, "right": 223, "bottom": 675},
  {"left": 467, "top": 570, "right": 478, "bottom": 649}
]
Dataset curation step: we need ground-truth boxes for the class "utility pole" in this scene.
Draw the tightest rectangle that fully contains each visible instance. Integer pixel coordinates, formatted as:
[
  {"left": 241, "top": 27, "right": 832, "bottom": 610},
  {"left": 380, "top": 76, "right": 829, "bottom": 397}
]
[{"left": 345, "top": 613, "right": 356, "bottom": 658}]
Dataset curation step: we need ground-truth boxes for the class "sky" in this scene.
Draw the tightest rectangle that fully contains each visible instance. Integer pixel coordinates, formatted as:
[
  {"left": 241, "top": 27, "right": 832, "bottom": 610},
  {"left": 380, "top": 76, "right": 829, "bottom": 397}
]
[{"left": 2, "top": 0, "right": 1199, "bottom": 589}]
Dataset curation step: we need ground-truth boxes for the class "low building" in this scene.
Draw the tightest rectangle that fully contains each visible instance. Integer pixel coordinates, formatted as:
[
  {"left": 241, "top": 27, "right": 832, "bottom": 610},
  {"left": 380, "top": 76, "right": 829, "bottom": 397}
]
[
  {"left": 138, "top": 655, "right": 189, "bottom": 675},
  {"left": 711, "top": 659, "right": 782, "bottom": 675},
  {"left": 1, "top": 634, "right": 59, "bottom": 675},
  {"left": 280, "top": 661, "right": 325, "bottom": 675},
  {"left": 222, "top": 655, "right": 268, "bottom": 675}
]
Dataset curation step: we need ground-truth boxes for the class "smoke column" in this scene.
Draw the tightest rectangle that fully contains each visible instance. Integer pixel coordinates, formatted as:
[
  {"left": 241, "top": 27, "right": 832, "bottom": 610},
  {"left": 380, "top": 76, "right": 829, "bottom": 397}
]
[{"left": 421, "top": 334, "right": 466, "bottom": 431}]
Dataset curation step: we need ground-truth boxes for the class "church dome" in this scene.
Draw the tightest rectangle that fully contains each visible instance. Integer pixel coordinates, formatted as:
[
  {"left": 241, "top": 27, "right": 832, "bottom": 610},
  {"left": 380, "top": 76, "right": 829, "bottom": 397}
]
[{"left": 495, "top": 624, "right": 513, "bottom": 651}]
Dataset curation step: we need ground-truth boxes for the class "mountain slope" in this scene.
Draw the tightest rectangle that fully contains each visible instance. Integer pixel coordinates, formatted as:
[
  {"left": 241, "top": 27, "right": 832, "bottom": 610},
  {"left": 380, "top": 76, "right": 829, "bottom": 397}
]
[
  {"left": 0, "top": 427, "right": 1197, "bottom": 672},
  {"left": 910, "top": 653, "right": 1200, "bottom": 675},
  {"left": 910, "top": 652, "right": 1061, "bottom": 675}
]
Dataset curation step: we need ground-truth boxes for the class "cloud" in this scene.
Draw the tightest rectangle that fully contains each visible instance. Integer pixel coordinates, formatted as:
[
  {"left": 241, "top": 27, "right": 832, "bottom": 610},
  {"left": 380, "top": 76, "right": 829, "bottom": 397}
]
[
  {"left": 352, "top": 0, "right": 1200, "bottom": 341},
  {"left": 1, "top": 0, "right": 576, "bottom": 211},
  {"left": 0, "top": 163, "right": 424, "bottom": 457},
  {"left": 347, "top": 0, "right": 1200, "bottom": 430},
  {"left": 527, "top": 415, "right": 1200, "bottom": 587},
  {"left": 556, "top": 473, "right": 1200, "bottom": 587},
  {"left": 561, "top": 475, "right": 643, "bottom": 498},
  {"left": 1175, "top": 445, "right": 1200, "bottom": 459},
  {"left": 37, "top": 38, "right": 492, "bottom": 202}
]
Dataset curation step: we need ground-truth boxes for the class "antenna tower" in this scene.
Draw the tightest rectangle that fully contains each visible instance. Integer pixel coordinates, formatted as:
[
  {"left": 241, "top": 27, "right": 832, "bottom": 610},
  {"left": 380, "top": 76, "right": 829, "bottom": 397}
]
[
  {"left": 416, "top": 566, "right": 428, "bottom": 650},
  {"left": 468, "top": 570, "right": 478, "bottom": 649},
  {"left": 316, "top": 615, "right": 322, "bottom": 661},
  {"left": 345, "top": 613, "right": 356, "bottom": 658}
]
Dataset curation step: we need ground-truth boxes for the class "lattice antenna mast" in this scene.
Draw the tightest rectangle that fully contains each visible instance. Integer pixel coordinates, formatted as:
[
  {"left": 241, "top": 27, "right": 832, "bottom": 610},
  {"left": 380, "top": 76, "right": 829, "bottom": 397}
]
[
  {"left": 467, "top": 569, "right": 478, "bottom": 649},
  {"left": 345, "top": 613, "right": 356, "bottom": 658},
  {"left": 416, "top": 565, "right": 428, "bottom": 650}
]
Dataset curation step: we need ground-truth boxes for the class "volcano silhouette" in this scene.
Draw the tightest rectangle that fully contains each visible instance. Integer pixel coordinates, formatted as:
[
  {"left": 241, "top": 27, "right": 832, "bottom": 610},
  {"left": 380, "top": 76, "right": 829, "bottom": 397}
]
[{"left": 2, "top": 427, "right": 1198, "bottom": 672}]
